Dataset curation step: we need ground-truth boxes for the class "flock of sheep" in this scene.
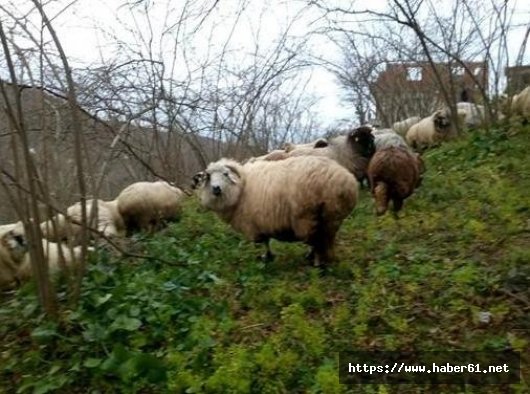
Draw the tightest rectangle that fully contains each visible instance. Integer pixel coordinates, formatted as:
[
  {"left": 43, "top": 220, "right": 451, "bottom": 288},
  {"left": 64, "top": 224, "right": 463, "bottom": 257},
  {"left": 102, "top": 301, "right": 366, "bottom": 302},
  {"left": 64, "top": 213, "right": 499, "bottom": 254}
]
[
  {"left": 1, "top": 85, "right": 529, "bottom": 289},
  {"left": 0, "top": 181, "right": 184, "bottom": 289}
]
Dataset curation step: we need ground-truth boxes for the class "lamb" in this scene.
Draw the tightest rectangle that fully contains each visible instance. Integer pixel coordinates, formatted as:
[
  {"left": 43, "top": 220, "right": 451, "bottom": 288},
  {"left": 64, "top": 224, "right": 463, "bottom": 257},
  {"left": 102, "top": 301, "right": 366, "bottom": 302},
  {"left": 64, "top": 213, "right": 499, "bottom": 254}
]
[
  {"left": 40, "top": 199, "right": 125, "bottom": 243},
  {"left": 284, "top": 126, "right": 376, "bottom": 181},
  {"left": 117, "top": 181, "right": 184, "bottom": 234},
  {"left": 392, "top": 116, "right": 421, "bottom": 136},
  {"left": 372, "top": 128, "right": 410, "bottom": 151},
  {"left": 405, "top": 109, "right": 465, "bottom": 150},
  {"left": 367, "top": 147, "right": 425, "bottom": 217},
  {"left": 196, "top": 156, "right": 359, "bottom": 266},
  {"left": 0, "top": 228, "right": 27, "bottom": 289},
  {"left": 510, "top": 86, "right": 530, "bottom": 120}
]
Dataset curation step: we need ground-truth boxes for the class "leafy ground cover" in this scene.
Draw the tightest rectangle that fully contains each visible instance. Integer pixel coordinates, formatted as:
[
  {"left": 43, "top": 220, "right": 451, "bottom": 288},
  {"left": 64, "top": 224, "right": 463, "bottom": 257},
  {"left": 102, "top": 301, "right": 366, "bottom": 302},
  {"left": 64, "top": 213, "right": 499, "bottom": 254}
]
[{"left": 0, "top": 124, "right": 529, "bottom": 393}]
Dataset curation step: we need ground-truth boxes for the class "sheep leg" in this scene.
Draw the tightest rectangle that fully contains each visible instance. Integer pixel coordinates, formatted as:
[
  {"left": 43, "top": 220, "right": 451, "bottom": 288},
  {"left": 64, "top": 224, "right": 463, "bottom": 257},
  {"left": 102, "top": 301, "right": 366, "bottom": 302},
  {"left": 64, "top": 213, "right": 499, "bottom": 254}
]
[
  {"left": 260, "top": 239, "right": 274, "bottom": 262},
  {"left": 391, "top": 198, "right": 403, "bottom": 220},
  {"left": 311, "top": 223, "right": 338, "bottom": 268}
]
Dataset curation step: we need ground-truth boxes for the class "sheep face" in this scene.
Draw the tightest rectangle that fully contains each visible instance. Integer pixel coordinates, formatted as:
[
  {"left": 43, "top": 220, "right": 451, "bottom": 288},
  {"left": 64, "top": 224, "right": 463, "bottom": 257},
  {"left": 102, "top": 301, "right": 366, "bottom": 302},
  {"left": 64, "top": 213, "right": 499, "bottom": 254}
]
[
  {"left": 1, "top": 229, "right": 27, "bottom": 263},
  {"left": 192, "top": 172, "right": 206, "bottom": 189},
  {"left": 348, "top": 126, "right": 376, "bottom": 158},
  {"left": 198, "top": 160, "right": 244, "bottom": 212},
  {"left": 433, "top": 111, "right": 450, "bottom": 132}
]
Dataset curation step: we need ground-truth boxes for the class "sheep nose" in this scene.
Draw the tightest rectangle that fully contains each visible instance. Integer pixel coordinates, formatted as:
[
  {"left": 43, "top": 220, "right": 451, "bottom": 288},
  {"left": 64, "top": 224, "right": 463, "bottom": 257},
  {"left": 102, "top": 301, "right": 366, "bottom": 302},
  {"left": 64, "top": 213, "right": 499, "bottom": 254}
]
[{"left": 212, "top": 185, "right": 222, "bottom": 196}]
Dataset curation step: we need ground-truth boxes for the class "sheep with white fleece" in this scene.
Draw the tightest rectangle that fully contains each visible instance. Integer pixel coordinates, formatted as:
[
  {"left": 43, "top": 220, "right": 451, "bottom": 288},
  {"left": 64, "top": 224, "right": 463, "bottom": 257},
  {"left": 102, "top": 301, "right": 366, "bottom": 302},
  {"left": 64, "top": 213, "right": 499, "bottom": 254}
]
[
  {"left": 117, "top": 181, "right": 184, "bottom": 234},
  {"left": 40, "top": 199, "right": 125, "bottom": 243},
  {"left": 196, "top": 156, "right": 359, "bottom": 266},
  {"left": 511, "top": 85, "right": 530, "bottom": 120}
]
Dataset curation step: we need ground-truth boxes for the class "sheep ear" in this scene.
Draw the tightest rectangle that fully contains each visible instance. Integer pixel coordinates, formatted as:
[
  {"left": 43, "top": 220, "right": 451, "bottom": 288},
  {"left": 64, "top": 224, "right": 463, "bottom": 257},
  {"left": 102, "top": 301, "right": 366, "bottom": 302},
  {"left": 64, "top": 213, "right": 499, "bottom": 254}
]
[
  {"left": 192, "top": 172, "right": 205, "bottom": 189},
  {"left": 225, "top": 164, "right": 241, "bottom": 179},
  {"left": 313, "top": 139, "right": 328, "bottom": 148}
]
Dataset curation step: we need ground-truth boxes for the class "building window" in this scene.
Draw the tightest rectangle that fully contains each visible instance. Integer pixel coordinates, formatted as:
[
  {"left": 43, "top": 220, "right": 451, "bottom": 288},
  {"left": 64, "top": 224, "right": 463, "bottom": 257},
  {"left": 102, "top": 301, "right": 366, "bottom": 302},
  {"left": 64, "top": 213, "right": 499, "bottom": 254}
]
[
  {"left": 453, "top": 66, "right": 465, "bottom": 76},
  {"left": 407, "top": 67, "right": 422, "bottom": 81},
  {"left": 474, "top": 67, "right": 482, "bottom": 76}
]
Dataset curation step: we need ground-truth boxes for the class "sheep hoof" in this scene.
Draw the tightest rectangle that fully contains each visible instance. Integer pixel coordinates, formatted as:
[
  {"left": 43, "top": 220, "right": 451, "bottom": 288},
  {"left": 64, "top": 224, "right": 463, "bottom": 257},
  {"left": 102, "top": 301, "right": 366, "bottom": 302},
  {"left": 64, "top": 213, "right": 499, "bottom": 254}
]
[{"left": 305, "top": 249, "right": 315, "bottom": 263}]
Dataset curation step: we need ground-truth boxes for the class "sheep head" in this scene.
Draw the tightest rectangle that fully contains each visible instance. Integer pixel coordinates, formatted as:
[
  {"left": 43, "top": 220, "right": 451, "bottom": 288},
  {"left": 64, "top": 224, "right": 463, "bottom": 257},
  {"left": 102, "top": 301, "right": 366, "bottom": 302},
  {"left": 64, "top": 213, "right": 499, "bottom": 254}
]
[
  {"left": 348, "top": 126, "right": 376, "bottom": 158},
  {"left": 1, "top": 228, "right": 28, "bottom": 264},
  {"left": 433, "top": 110, "right": 451, "bottom": 132},
  {"left": 196, "top": 159, "right": 245, "bottom": 213}
]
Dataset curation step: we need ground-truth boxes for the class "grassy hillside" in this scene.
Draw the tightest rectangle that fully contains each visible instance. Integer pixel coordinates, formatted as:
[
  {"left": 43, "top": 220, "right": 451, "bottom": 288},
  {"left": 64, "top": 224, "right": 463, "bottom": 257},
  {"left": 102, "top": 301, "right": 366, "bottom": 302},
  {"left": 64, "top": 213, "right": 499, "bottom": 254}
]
[{"left": 1, "top": 124, "right": 529, "bottom": 393}]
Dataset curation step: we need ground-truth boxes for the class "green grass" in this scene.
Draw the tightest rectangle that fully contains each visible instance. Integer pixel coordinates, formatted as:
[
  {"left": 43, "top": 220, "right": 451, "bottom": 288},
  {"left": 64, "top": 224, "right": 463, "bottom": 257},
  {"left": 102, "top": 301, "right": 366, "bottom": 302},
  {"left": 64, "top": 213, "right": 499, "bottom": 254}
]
[{"left": 1, "top": 124, "right": 529, "bottom": 393}]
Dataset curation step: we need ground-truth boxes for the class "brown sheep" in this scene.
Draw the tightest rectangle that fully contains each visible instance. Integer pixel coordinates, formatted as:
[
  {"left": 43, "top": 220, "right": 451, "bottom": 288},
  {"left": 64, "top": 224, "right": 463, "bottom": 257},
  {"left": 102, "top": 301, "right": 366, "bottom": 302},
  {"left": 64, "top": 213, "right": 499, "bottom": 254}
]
[{"left": 367, "top": 147, "right": 425, "bottom": 217}]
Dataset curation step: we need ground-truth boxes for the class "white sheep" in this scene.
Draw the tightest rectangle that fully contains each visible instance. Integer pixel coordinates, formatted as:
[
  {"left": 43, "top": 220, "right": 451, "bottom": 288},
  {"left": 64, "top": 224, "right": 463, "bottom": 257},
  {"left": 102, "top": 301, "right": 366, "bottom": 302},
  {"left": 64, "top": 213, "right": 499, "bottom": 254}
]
[
  {"left": 117, "top": 181, "right": 184, "bottom": 233},
  {"left": 16, "top": 240, "right": 94, "bottom": 282},
  {"left": 456, "top": 102, "right": 486, "bottom": 128},
  {"left": 392, "top": 117, "right": 421, "bottom": 136},
  {"left": 0, "top": 228, "right": 27, "bottom": 289},
  {"left": 406, "top": 109, "right": 466, "bottom": 150},
  {"left": 40, "top": 199, "right": 125, "bottom": 243},
  {"left": 511, "top": 86, "right": 530, "bottom": 120},
  {"left": 196, "top": 156, "right": 359, "bottom": 266}
]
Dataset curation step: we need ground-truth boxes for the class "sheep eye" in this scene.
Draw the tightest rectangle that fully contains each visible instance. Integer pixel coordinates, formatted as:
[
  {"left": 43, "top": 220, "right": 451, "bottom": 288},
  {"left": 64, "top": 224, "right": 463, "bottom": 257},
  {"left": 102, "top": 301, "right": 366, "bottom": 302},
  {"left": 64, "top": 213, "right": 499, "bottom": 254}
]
[{"left": 223, "top": 172, "right": 230, "bottom": 177}]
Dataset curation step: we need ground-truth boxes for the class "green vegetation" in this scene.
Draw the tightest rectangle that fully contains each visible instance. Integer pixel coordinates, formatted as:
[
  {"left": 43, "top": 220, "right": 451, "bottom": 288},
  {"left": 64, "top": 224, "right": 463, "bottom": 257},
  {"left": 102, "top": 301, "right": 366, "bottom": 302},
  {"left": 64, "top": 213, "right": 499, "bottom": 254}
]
[{"left": 1, "top": 124, "right": 529, "bottom": 393}]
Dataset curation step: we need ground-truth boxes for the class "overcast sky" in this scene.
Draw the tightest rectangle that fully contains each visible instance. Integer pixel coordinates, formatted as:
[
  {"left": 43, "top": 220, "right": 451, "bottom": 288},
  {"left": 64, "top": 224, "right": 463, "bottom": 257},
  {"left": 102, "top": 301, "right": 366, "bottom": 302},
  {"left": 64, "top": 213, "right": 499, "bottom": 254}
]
[{"left": 3, "top": 0, "right": 529, "bottom": 127}]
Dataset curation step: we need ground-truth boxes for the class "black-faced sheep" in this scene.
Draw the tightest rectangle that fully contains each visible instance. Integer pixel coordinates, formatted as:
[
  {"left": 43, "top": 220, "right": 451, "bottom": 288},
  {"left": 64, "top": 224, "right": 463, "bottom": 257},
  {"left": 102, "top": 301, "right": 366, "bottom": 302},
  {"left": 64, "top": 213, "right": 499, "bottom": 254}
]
[
  {"left": 284, "top": 126, "right": 376, "bottom": 182},
  {"left": 40, "top": 199, "right": 125, "bottom": 244},
  {"left": 196, "top": 156, "right": 359, "bottom": 266},
  {"left": 117, "top": 181, "right": 184, "bottom": 234},
  {"left": 406, "top": 109, "right": 465, "bottom": 150},
  {"left": 392, "top": 116, "right": 421, "bottom": 136},
  {"left": 367, "top": 147, "right": 425, "bottom": 217}
]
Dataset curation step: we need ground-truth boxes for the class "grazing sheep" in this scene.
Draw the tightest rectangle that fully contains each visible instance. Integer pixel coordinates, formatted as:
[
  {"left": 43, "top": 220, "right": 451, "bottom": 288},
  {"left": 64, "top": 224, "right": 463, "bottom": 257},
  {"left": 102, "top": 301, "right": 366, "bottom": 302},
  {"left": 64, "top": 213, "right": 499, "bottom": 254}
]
[
  {"left": 392, "top": 117, "right": 421, "bottom": 136},
  {"left": 117, "top": 181, "right": 184, "bottom": 234},
  {"left": 0, "top": 229, "right": 27, "bottom": 289},
  {"left": 406, "top": 109, "right": 465, "bottom": 150},
  {"left": 372, "top": 129, "right": 409, "bottom": 151},
  {"left": 367, "top": 147, "right": 425, "bottom": 217},
  {"left": 196, "top": 156, "right": 359, "bottom": 266},
  {"left": 16, "top": 240, "right": 94, "bottom": 282},
  {"left": 511, "top": 86, "right": 530, "bottom": 120},
  {"left": 456, "top": 102, "right": 486, "bottom": 128},
  {"left": 40, "top": 199, "right": 125, "bottom": 243},
  {"left": 285, "top": 126, "right": 376, "bottom": 181}
]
